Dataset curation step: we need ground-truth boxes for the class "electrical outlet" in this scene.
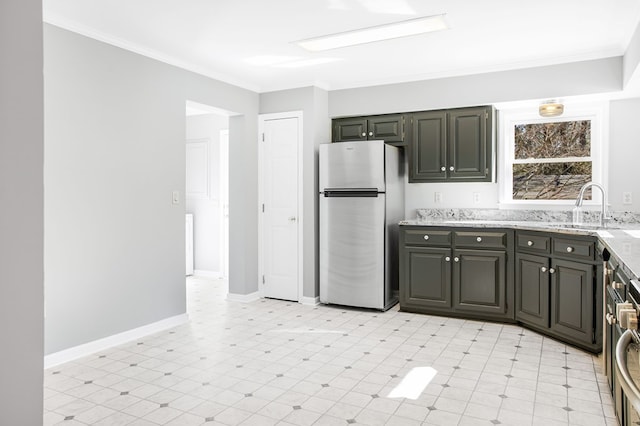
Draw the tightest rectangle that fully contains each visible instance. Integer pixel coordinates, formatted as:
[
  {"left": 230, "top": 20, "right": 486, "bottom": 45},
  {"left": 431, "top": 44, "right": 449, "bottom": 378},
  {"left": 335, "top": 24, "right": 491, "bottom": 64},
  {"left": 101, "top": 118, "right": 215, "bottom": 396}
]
[
  {"left": 434, "top": 192, "right": 442, "bottom": 203},
  {"left": 473, "top": 192, "right": 481, "bottom": 204},
  {"left": 623, "top": 192, "right": 633, "bottom": 205}
]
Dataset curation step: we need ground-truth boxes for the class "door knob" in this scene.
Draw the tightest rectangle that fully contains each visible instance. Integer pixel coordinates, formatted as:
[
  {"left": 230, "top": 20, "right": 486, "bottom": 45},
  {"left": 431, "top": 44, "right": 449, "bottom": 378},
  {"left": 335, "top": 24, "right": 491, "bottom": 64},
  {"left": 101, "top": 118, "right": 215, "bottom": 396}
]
[
  {"left": 449, "top": 166, "right": 454, "bottom": 171},
  {"left": 440, "top": 166, "right": 446, "bottom": 172},
  {"left": 549, "top": 268, "right": 556, "bottom": 274},
  {"left": 541, "top": 267, "right": 547, "bottom": 273},
  {"left": 454, "top": 257, "right": 460, "bottom": 262}
]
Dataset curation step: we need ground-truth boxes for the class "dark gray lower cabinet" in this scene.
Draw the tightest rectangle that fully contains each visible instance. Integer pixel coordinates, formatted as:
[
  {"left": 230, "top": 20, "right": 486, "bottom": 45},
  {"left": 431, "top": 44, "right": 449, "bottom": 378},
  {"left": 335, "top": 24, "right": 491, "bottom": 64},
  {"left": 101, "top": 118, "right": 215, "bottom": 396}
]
[
  {"left": 454, "top": 250, "right": 506, "bottom": 316},
  {"left": 403, "top": 247, "right": 451, "bottom": 310},
  {"left": 514, "top": 230, "right": 601, "bottom": 352},
  {"left": 515, "top": 253, "right": 549, "bottom": 328},
  {"left": 400, "top": 226, "right": 601, "bottom": 352},
  {"left": 550, "top": 259, "right": 594, "bottom": 344},
  {"left": 399, "top": 226, "right": 513, "bottom": 322}
]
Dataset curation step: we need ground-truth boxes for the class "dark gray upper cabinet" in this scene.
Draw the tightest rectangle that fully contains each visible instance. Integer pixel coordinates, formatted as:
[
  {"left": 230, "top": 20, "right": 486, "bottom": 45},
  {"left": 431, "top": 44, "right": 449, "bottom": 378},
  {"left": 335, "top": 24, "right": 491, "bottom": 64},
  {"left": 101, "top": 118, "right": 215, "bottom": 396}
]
[
  {"left": 409, "top": 106, "right": 493, "bottom": 182},
  {"left": 332, "top": 114, "right": 407, "bottom": 146}
]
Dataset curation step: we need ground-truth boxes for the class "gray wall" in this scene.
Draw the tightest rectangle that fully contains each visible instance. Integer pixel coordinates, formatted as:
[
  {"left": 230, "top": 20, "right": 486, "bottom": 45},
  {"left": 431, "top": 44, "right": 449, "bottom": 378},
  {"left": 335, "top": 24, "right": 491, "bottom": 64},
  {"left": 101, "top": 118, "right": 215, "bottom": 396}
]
[
  {"left": 186, "top": 113, "right": 228, "bottom": 274},
  {"left": 0, "top": 0, "right": 44, "bottom": 424},
  {"left": 329, "top": 58, "right": 622, "bottom": 117},
  {"left": 259, "top": 87, "right": 330, "bottom": 298},
  {"left": 44, "top": 24, "right": 259, "bottom": 354},
  {"left": 327, "top": 57, "right": 640, "bottom": 216}
]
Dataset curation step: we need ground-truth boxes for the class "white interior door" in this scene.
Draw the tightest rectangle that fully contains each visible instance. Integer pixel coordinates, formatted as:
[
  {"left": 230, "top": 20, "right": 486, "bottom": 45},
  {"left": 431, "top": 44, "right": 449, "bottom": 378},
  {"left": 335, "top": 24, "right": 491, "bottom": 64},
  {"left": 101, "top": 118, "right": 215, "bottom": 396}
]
[{"left": 260, "top": 113, "right": 301, "bottom": 302}]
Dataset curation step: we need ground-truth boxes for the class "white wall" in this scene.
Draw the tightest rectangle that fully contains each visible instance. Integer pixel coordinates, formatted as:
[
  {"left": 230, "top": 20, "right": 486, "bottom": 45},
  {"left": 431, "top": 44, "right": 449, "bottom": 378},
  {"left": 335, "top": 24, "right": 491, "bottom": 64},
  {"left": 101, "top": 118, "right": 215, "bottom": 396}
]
[
  {"left": 186, "top": 113, "right": 228, "bottom": 275},
  {"left": 609, "top": 98, "right": 640, "bottom": 211},
  {"left": 259, "top": 87, "right": 330, "bottom": 298},
  {"left": 0, "top": 0, "right": 44, "bottom": 424},
  {"left": 44, "top": 24, "right": 259, "bottom": 354}
]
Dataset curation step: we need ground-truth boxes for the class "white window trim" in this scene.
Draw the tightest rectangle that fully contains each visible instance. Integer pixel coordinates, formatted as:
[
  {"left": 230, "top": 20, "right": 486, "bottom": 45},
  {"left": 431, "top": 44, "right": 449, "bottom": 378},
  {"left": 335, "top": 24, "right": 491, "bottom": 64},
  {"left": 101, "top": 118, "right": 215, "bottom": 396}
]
[{"left": 497, "top": 101, "right": 608, "bottom": 209}]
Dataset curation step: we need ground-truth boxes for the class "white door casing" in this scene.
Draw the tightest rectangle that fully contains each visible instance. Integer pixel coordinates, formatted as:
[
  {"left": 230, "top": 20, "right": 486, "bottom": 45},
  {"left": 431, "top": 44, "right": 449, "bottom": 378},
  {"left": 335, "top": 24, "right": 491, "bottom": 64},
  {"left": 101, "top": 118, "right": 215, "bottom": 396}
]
[
  {"left": 259, "top": 112, "right": 303, "bottom": 302},
  {"left": 220, "top": 129, "right": 229, "bottom": 280}
]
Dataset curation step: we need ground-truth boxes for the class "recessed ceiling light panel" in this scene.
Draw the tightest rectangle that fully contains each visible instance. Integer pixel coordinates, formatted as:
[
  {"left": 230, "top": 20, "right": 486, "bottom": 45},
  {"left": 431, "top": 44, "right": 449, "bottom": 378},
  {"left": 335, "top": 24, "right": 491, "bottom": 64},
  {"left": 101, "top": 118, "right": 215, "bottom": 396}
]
[{"left": 295, "top": 14, "right": 448, "bottom": 52}]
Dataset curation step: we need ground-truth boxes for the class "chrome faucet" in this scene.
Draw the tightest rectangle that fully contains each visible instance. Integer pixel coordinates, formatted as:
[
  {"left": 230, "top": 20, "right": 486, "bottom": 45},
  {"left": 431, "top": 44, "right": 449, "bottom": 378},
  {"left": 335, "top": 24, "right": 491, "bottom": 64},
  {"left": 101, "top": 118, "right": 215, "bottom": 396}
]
[{"left": 575, "top": 182, "right": 609, "bottom": 227}]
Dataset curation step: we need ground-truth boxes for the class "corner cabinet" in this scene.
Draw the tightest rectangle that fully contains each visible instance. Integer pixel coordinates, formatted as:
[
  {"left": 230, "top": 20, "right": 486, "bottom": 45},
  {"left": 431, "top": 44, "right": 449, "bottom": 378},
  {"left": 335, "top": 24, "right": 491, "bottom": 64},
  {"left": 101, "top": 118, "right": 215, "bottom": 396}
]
[
  {"left": 515, "top": 231, "right": 602, "bottom": 352},
  {"left": 332, "top": 114, "right": 408, "bottom": 146},
  {"left": 400, "top": 225, "right": 603, "bottom": 353},
  {"left": 399, "top": 226, "right": 514, "bottom": 322},
  {"left": 409, "top": 106, "right": 493, "bottom": 182}
]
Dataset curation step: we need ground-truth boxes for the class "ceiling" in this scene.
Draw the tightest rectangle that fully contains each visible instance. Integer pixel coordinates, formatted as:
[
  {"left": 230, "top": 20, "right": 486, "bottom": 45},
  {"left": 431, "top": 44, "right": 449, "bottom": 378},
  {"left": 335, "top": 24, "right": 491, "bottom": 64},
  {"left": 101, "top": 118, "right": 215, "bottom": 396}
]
[{"left": 43, "top": 0, "right": 640, "bottom": 94}]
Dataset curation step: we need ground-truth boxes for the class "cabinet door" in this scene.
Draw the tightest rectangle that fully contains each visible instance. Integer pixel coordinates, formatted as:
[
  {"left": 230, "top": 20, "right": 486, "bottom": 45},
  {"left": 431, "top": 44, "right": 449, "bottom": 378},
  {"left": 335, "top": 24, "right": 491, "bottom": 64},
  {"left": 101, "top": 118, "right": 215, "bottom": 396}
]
[
  {"left": 400, "top": 246, "right": 452, "bottom": 310},
  {"left": 550, "top": 259, "right": 594, "bottom": 345},
  {"left": 515, "top": 253, "right": 549, "bottom": 328},
  {"left": 453, "top": 249, "right": 506, "bottom": 316},
  {"left": 409, "top": 110, "right": 447, "bottom": 182},
  {"left": 368, "top": 114, "right": 405, "bottom": 146},
  {"left": 332, "top": 117, "right": 368, "bottom": 142},
  {"left": 448, "top": 106, "right": 491, "bottom": 181}
]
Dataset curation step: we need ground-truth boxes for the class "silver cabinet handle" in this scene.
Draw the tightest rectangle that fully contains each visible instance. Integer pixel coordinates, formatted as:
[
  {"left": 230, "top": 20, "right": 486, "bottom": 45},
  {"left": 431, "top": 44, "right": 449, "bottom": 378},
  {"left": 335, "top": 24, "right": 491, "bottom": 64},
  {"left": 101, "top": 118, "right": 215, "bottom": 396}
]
[
  {"left": 616, "top": 330, "right": 640, "bottom": 414},
  {"left": 440, "top": 166, "right": 446, "bottom": 172},
  {"left": 549, "top": 268, "right": 556, "bottom": 274},
  {"left": 449, "top": 166, "right": 454, "bottom": 171},
  {"left": 361, "top": 132, "right": 366, "bottom": 137},
  {"left": 454, "top": 257, "right": 460, "bottom": 262},
  {"left": 445, "top": 256, "right": 451, "bottom": 262},
  {"left": 527, "top": 240, "right": 534, "bottom": 246},
  {"left": 423, "top": 235, "right": 429, "bottom": 241},
  {"left": 606, "top": 313, "right": 617, "bottom": 325},
  {"left": 476, "top": 237, "right": 482, "bottom": 243},
  {"left": 541, "top": 267, "right": 547, "bottom": 273},
  {"left": 566, "top": 247, "right": 574, "bottom": 253}
]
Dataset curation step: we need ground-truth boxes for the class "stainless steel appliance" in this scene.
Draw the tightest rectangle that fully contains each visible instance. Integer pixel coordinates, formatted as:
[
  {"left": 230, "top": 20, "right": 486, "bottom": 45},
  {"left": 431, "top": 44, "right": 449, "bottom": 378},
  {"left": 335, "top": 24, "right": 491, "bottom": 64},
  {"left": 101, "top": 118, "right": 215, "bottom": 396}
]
[
  {"left": 602, "top": 245, "right": 640, "bottom": 425},
  {"left": 319, "top": 140, "right": 403, "bottom": 310}
]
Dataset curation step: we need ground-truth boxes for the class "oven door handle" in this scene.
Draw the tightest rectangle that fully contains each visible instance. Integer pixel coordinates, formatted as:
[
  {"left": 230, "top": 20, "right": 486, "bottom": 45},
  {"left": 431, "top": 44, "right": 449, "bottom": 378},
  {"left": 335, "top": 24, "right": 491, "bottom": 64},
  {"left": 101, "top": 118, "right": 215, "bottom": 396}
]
[{"left": 616, "top": 329, "right": 640, "bottom": 413}]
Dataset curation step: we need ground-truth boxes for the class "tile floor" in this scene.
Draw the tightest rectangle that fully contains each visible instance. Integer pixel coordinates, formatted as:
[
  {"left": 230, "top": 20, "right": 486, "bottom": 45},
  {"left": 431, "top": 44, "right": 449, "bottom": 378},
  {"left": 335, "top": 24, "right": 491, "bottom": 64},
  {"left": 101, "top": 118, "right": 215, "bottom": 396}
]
[{"left": 44, "top": 277, "right": 616, "bottom": 425}]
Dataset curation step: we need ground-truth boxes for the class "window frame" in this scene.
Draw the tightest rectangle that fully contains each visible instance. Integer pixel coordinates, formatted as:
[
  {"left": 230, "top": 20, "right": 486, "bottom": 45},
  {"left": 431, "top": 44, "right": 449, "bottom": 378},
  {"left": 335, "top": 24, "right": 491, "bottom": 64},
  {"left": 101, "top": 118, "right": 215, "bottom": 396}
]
[{"left": 498, "top": 102, "right": 608, "bottom": 208}]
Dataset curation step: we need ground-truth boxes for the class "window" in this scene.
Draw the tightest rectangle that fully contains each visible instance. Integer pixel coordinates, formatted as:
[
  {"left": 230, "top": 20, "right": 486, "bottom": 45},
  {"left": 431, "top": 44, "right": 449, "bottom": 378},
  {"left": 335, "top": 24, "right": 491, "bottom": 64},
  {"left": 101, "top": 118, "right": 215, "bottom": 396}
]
[{"left": 499, "top": 103, "right": 607, "bottom": 206}]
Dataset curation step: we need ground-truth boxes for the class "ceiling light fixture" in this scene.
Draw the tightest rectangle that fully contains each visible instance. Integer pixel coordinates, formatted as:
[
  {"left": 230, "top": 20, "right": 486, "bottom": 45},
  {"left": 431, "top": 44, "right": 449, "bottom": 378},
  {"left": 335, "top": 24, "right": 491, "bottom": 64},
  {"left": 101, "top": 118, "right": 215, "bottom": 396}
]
[
  {"left": 295, "top": 14, "right": 448, "bottom": 52},
  {"left": 539, "top": 100, "right": 564, "bottom": 117}
]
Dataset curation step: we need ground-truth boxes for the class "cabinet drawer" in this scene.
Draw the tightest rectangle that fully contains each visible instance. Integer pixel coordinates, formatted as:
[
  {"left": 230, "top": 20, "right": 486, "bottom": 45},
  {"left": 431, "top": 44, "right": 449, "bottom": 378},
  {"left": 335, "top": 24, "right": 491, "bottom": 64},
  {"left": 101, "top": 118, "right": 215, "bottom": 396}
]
[
  {"left": 517, "top": 233, "right": 550, "bottom": 253},
  {"left": 454, "top": 231, "right": 507, "bottom": 249},
  {"left": 404, "top": 229, "right": 452, "bottom": 246},
  {"left": 552, "top": 237, "right": 595, "bottom": 261}
]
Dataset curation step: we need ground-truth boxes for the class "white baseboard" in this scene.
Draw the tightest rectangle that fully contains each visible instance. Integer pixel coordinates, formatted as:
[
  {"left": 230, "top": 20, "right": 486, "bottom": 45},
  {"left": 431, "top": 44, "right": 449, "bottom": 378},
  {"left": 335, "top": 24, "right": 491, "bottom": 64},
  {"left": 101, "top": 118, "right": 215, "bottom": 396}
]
[
  {"left": 226, "top": 291, "right": 261, "bottom": 303},
  {"left": 44, "top": 313, "right": 189, "bottom": 369},
  {"left": 300, "top": 296, "right": 320, "bottom": 306},
  {"left": 193, "top": 270, "right": 222, "bottom": 279}
]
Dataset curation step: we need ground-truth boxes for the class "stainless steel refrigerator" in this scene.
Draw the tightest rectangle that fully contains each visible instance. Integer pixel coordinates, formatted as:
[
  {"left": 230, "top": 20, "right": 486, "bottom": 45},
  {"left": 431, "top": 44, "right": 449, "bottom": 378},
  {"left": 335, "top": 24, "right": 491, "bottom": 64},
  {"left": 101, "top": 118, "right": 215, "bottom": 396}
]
[{"left": 319, "top": 140, "right": 403, "bottom": 310}]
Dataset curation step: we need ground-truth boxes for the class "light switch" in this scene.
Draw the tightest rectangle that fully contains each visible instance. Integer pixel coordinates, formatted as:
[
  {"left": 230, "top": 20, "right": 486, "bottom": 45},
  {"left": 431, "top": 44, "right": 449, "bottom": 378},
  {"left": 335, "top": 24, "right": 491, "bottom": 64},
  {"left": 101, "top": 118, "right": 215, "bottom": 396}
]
[
  {"left": 434, "top": 192, "right": 442, "bottom": 203},
  {"left": 623, "top": 192, "right": 632, "bottom": 205},
  {"left": 172, "top": 190, "right": 180, "bottom": 205}
]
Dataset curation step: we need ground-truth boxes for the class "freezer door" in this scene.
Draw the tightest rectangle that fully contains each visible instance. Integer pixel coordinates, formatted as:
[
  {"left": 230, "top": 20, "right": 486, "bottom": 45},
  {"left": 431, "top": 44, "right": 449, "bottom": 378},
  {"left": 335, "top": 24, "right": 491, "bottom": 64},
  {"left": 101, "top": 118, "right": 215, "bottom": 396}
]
[
  {"left": 320, "top": 194, "right": 385, "bottom": 309},
  {"left": 319, "top": 141, "right": 386, "bottom": 191}
]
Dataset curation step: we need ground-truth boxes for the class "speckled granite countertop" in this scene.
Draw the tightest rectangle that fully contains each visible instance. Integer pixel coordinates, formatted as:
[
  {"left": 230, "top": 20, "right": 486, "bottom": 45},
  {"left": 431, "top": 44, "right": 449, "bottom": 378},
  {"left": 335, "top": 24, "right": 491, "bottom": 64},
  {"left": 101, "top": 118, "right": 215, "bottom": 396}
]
[{"left": 400, "top": 208, "right": 640, "bottom": 279}]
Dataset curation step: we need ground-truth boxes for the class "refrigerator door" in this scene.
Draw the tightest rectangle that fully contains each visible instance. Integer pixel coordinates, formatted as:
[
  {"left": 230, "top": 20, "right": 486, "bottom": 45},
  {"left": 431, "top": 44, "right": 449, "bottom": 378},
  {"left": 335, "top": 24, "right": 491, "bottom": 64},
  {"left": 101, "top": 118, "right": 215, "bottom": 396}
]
[
  {"left": 320, "top": 193, "right": 385, "bottom": 309},
  {"left": 319, "top": 141, "right": 386, "bottom": 191}
]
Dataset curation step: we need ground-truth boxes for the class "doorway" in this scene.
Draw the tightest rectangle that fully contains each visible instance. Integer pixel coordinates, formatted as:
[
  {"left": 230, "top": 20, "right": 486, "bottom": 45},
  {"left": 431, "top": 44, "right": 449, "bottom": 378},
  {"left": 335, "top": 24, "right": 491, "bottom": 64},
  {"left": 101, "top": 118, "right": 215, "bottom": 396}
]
[{"left": 185, "top": 100, "right": 231, "bottom": 293}]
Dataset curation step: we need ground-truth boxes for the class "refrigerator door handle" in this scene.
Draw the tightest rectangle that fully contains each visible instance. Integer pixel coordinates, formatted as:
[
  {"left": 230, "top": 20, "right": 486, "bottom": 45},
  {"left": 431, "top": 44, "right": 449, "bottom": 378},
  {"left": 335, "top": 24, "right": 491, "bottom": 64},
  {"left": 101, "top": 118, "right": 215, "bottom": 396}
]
[{"left": 323, "top": 188, "right": 379, "bottom": 197}]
